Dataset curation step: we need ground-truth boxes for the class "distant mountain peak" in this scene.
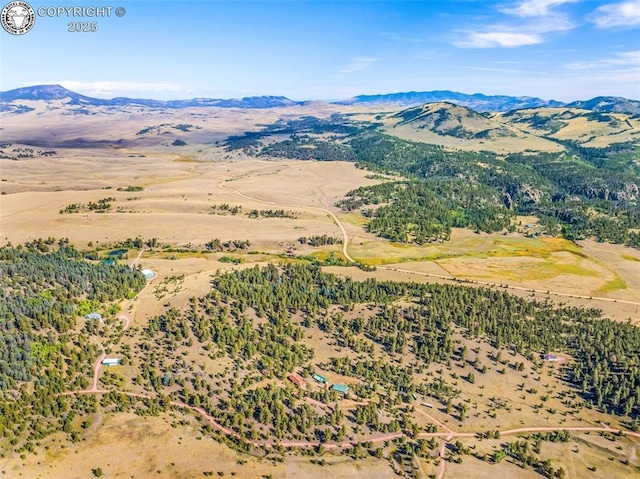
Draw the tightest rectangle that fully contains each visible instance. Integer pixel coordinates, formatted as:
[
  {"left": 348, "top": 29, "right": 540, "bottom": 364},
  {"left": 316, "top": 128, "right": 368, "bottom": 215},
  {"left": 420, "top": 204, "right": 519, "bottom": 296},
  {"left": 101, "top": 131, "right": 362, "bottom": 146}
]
[
  {"left": 338, "top": 90, "right": 563, "bottom": 112},
  {"left": 566, "top": 96, "right": 640, "bottom": 114},
  {"left": 0, "top": 84, "right": 80, "bottom": 101}
]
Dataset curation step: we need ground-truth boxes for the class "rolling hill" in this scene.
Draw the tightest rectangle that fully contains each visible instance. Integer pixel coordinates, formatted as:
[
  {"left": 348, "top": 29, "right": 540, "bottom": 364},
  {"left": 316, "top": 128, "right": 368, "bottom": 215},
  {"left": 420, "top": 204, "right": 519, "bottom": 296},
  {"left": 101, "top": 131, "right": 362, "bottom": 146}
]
[
  {"left": 379, "top": 101, "right": 640, "bottom": 151},
  {"left": 498, "top": 107, "right": 640, "bottom": 147},
  {"left": 388, "top": 102, "right": 515, "bottom": 139},
  {"left": 1, "top": 85, "right": 638, "bottom": 153},
  {"left": 377, "top": 102, "right": 563, "bottom": 152}
]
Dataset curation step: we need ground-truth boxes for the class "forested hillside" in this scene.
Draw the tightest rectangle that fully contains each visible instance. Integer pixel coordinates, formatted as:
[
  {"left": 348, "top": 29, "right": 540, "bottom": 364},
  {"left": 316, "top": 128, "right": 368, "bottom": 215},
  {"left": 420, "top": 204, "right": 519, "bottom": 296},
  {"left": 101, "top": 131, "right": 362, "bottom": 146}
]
[
  {"left": 126, "top": 260, "right": 640, "bottom": 460},
  {"left": 238, "top": 116, "right": 640, "bottom": 247},
  {"left": 343, "top": 133, "right": 640, "bottom": 247},
  {"left": 0, "top": 242, "right": 145, "bottom": 452}
]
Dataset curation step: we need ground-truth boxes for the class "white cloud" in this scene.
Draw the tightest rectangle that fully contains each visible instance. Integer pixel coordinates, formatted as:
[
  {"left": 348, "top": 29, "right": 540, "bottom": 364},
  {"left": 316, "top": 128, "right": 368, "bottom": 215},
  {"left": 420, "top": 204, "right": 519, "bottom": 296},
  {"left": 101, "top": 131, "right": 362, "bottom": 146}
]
[
  {"left": 529, "top": 15, "right": 576, "bottom": 33},
  {"left": 56, "top": 81, "right": 186, "bottom": 97},
  {"left": 501, "top": 0, "right": 579, "bottom": 17},
  {"left": 588, "top": 0, "right": 640, "bottom": 28},
  {"left": 468, "top": 66, "right": 532, "bottom": 74},
  {"left": 565, "top": 50, "right": 640, "bottom": 70},
  {"left": 455, "top": 32, "right": 542, "bottom": 48},
  {"left": 380, "top": 32, "right": 423, "bottom": 43},
  {"left": 340, "top": 57, "right": 378, "bottom": 74},
  {"left": 454, "top": 1, "right": 576, "bottom": 49},
  {"left": 564, "top": 51, "right": 640, "bottom": 98},
  {"left": 412, "top": 50, "right": 446, "bottom": 61}
]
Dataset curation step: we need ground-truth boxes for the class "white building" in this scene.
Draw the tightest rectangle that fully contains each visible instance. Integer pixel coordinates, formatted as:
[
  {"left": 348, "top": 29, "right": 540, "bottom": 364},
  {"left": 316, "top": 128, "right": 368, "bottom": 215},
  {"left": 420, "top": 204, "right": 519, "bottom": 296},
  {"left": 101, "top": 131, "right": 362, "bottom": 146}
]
[{"left": 141, "top": 269, "right": 155, "bottom": 279}]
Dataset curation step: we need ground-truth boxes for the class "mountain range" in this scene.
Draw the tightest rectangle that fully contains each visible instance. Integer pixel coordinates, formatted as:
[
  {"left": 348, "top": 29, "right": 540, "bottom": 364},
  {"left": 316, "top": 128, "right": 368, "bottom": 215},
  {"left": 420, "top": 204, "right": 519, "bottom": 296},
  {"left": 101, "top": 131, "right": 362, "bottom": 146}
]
[
  {"left": 0, "top": 84, "right": 298, "bottom": 110},
  {"left": 339, "top": 90, "right": 564, "bottom": 112},
  {"left": 1, "top": 84, "right": 639, "bottom": 114}
]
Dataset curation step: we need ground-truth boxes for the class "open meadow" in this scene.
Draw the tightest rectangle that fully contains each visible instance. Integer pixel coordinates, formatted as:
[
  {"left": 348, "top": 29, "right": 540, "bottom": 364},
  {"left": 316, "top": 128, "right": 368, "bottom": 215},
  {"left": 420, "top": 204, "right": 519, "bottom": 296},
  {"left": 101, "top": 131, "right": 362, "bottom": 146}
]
[{"left": 2, "top": 139, "right": 638, "bottom": 321}]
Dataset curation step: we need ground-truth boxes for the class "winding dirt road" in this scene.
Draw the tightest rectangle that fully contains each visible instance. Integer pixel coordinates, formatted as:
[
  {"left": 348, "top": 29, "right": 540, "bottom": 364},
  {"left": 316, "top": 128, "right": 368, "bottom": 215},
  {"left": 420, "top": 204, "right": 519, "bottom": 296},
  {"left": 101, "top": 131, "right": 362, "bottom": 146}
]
[
  {"left": 62, "top": 389, "right": 640, "bottom": 449},
  {"left": 85, "top": 312, "right": 132, "bottom": 393},
  {"left": 78, "top": 251, "right": 158, "bottom": 395},
  {"left": 220, "top": 177, "right": 355, "bottom": 262},
  {"left": 67, "top": 326, "right": 640, "bottom": 479},
  {"left": 129, "top": 248, "right": 144, "bottom": 268},
  {"left": 87, "top": 352, "right": 108, "bottom": 393},
  {"left": 117, "top": 314, "right": 131, "bottom": 330}
]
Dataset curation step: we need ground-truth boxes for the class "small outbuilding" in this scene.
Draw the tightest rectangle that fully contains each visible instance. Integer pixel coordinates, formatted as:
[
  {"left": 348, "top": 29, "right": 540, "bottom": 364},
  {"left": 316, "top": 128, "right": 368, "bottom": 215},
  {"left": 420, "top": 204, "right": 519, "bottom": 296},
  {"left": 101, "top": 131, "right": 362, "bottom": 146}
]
[
  {"left": 141, "top": 269, "right": 156, "bottom": 280},
  {"left": 85, "top": 312, "right": 102, "bottom": 320},
  {"left": 102, "top": 358, "right": 121, "bottom": 367},
  {"left": 288, "top": 373, "right": 305, "bottom": 388},
  {"left": 542, "top": 354, "right": 558, "bottom": 362},
  {"left": 312, "top": 374, "right": 327, "bottom": 384}
]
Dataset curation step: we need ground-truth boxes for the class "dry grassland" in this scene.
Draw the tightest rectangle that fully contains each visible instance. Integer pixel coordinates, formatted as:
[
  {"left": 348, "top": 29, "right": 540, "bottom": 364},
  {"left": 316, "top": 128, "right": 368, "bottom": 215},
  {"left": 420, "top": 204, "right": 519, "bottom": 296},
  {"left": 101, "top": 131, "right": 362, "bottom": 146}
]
[
  {"left": 384, "top": 124, "right": 564, "bottom": 154},
  {"left": 443, "top": 432, "right": 639, "bottom": 479},
  {"left": 343, "top": 223, "right": 640, "bottom": 321},
  {"left": 0, "top": 156, "right": 376, "bottom": 248},
  {"left": 1, "top": 411, "right": 397, "bottom": 479},
  {"left": 492, "top": 107, "right": 640, "bottom": 147},
  {"left": 549, "top": 114, "right": 640, "bottom": 145}
]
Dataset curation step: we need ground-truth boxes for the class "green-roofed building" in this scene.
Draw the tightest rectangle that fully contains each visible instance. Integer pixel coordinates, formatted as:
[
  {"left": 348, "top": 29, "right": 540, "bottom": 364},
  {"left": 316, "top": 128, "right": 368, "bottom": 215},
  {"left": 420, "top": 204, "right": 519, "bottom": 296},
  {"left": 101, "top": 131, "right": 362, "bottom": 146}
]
[
  {"left": 312, "top": 374, "right": 327, "bottom": 384},
  {"left": 331, "top": 384, "right": 349, "bottom": 396}
]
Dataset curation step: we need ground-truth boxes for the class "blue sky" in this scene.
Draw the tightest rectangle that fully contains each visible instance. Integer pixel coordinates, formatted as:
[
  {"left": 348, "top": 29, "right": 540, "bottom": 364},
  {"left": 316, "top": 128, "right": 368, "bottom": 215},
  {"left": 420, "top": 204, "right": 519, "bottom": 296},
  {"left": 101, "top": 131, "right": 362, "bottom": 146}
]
[{"left": 1, "top": 0, "right": 639, "bottom": 101}]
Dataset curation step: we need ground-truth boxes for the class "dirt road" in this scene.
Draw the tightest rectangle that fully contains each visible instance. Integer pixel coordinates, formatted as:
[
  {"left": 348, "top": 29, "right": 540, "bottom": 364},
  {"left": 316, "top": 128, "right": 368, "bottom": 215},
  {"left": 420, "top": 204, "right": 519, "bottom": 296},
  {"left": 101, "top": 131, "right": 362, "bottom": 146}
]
[
  {"left": 385, "top": 266, "right": 640, "bottom": 307},
  {"left": 220, "top": 177, "right": 355, "bottom": 262}
]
